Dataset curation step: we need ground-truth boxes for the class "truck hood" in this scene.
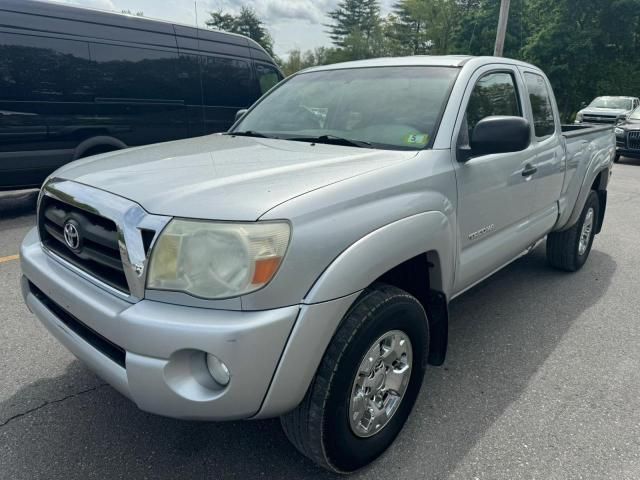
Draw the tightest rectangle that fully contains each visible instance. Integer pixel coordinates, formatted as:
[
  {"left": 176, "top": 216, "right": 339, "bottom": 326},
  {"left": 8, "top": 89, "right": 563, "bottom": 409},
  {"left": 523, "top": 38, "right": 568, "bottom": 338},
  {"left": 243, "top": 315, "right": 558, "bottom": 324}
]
[
  {"left": 579, "top": 107, "right": 630, "bottom": 117},
  {"left": 619, "top": 118, "right": 640, "bottom": 130},
  {"left": 54, "top": 134, "right": 417, "bottom": 220}
]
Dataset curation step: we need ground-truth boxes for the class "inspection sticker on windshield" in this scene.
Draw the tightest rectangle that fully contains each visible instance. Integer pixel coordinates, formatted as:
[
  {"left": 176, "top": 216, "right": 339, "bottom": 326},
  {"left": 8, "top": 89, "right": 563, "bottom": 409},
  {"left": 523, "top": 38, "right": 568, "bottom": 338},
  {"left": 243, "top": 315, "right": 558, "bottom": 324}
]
[{"left": 404, "top": 133, "right": 429, "bottom": 146}]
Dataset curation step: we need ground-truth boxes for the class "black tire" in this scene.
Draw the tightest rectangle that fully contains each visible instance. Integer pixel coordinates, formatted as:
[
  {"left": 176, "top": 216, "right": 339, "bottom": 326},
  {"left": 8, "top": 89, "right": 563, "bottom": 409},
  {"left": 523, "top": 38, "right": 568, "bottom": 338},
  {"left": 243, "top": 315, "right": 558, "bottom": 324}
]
[
  {"left": 614, "top": 153, "right": 620, "bottom": 163},
  {"left": 280, "top": 284, "right": 429, "bottom": 473},
  {"left": 547, "top": 190, "right": 599, "bottom": 272}
]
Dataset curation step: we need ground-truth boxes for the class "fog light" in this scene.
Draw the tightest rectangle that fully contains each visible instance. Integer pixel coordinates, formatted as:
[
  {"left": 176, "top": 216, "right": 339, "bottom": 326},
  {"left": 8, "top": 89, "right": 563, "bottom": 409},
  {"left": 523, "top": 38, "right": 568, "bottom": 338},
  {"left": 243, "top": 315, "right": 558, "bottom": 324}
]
[{"left": 206, "top": 354, "right": 230, "bottom": 386}]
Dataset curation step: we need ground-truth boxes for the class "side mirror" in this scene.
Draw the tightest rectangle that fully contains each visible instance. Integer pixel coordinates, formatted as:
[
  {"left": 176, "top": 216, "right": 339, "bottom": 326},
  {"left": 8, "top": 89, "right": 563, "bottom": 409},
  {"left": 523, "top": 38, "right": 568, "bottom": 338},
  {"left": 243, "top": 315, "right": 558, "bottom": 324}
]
[
  {"left": 235, "top": 109, "right": 248, "bottom": 122},
  {"left": 464, "top": 116, "right": 531, "bottom": 159}
]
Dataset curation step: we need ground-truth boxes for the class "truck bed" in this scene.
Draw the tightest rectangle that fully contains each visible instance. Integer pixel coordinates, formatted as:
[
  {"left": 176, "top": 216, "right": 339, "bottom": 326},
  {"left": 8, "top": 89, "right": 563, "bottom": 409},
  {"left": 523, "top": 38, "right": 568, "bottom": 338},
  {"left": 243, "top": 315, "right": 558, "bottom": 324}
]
[
  {"left": 554, "top": 123, "right": 615, "bottom": 231},
  {"left": 561, "top": 123, "right": 613, "bottom": 137}
]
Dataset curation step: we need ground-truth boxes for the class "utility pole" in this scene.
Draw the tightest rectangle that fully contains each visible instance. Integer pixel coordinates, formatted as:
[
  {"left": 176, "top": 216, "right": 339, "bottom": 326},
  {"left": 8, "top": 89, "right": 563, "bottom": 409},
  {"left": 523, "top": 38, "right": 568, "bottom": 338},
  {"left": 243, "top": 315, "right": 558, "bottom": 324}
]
[{"left": 494, "top": 0, "right": 511, "bottom": 57}]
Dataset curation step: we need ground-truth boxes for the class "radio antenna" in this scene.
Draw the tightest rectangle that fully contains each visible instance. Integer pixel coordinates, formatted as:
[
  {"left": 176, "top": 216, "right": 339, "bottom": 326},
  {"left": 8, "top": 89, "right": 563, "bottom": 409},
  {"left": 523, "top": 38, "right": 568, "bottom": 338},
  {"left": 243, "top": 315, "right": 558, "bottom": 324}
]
[{"left": 194, "top": 1, "right": 200, "bottom": 45}]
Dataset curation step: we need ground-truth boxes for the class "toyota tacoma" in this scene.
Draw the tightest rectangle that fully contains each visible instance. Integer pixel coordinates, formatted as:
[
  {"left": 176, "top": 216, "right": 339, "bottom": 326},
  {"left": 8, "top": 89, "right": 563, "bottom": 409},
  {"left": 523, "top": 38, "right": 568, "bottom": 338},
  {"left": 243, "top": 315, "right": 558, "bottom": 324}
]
[{"left": 21, "top": 56, "right": 615, "bottom": 473}]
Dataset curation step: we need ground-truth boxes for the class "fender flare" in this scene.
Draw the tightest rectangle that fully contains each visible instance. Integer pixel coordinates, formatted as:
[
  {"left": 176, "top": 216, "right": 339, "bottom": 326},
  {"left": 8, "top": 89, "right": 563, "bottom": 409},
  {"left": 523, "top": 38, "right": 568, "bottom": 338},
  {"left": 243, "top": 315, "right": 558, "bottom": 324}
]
[
  {"left": 304, "top": 211, "right": 455, "bottom": 304},
  {"left": 254, "top": 211, "right": 455, "bottom": 418},
  {"left": 561, "top": 164, "right": 610, "bottom": 231},
  {"left": 73, "top": 136, "right": 127, "bottom": 160}
]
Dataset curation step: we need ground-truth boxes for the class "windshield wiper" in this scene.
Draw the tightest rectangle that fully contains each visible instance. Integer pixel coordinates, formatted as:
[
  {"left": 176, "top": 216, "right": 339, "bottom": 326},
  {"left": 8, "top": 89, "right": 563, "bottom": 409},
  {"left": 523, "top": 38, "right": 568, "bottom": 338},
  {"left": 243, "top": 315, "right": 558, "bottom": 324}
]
[
  {"left": 225, "top": 130, "right": 273, "bottom": 139},
  {"left": 287, "top": 135, "right": 373, "bottom": 148}
]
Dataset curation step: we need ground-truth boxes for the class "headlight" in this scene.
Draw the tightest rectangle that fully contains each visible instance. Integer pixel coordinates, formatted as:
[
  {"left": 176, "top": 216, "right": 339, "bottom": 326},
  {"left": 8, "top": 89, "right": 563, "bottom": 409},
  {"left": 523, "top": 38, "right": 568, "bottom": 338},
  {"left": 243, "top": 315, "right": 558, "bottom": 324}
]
[
  {"left": 147, "top": 219, "right": 290, "bottom": 299},
  {"left": 614, "top": 127, "right": 625, "bottom": 136}
]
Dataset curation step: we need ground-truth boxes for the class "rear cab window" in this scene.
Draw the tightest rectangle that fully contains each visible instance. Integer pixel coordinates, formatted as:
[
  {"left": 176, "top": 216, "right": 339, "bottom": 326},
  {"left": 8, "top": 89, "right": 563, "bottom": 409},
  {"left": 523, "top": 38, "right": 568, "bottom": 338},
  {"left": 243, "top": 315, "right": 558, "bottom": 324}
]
[{"left": 523, "top": 72, "right": 556, "bottom": 139}]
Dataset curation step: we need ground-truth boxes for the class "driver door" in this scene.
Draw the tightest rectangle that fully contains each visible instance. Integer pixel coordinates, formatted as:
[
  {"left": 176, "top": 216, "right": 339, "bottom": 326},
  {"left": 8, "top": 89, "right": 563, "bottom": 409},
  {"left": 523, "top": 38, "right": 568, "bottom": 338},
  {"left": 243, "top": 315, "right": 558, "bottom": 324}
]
[{"left": 452, "top": 66, "right": 538, "bottom": 294}]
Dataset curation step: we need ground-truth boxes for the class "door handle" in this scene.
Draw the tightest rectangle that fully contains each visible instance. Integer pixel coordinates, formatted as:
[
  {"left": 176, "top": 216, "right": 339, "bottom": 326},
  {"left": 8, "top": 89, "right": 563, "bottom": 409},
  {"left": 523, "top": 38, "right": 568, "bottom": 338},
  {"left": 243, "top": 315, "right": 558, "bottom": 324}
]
[{"left": 522, "top": 164, "right": 538, "bottom": 177}]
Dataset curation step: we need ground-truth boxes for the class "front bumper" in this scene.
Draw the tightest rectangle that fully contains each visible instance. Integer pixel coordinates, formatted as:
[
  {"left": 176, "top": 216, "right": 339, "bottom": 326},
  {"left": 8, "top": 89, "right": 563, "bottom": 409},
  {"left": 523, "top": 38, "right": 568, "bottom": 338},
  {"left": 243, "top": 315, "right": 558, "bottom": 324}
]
[
  {"left": 616, "top": 146, "right": 640, "bottom": 159},
  {"left": 20, "top": 227, "right": 299, "bottom": 420}
]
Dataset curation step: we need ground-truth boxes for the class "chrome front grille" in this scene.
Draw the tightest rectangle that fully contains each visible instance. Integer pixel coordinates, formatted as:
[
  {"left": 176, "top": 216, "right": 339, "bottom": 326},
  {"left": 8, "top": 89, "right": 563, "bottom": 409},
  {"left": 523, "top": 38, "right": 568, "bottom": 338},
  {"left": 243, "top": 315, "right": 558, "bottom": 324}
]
[
  {"left": 582, "top": 114, "right": 617, "bottom": 124},
  {"left": 628, "top": 131, "right": 640, "bottom": 151},
  {"left": 38, "top": 179, "right": 171, "bottom": 301},
  {"left": 38, "top": 195, "right": 129, "bottom": 292}
]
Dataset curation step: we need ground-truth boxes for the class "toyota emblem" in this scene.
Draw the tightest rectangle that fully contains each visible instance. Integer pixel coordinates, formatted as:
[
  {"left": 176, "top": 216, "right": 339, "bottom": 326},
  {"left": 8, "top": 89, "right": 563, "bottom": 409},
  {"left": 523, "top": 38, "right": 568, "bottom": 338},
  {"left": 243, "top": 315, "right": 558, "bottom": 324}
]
[{"left": 63, "top": 220, "right": 81, "bottom": 251}]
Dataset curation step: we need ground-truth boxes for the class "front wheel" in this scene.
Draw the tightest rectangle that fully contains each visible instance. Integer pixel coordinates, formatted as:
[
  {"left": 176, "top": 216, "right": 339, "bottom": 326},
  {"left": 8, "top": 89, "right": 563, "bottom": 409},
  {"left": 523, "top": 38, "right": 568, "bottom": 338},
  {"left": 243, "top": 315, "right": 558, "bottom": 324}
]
[
  {"left": 547, "top": 190, "right": 600, "bottom": 272},
  {"left": 280, "top": 284, "right": 429, "bottom": 473}
]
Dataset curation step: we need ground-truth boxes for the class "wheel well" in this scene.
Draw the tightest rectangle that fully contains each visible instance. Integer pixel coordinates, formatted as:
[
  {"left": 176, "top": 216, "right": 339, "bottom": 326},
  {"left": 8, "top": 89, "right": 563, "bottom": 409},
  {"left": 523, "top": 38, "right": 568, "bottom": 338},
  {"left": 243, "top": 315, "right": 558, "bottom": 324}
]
[
  {"left": 374, "top": 252, "right": 448, "bottom": 366},
  {"left": 591, "top": 172, "right": 602, "bottom": 191},
  {"left": 590, "top": 171, "right": 608, "bottom": 234},
  {"left": 79, "top": 144, "right": 120, "bottom": 159},
  {"left": 376, "top": 253, "right": 431, "bottom": 306},
  {"left": 73, "top": 135, "right": 128, "bottom": 160}
]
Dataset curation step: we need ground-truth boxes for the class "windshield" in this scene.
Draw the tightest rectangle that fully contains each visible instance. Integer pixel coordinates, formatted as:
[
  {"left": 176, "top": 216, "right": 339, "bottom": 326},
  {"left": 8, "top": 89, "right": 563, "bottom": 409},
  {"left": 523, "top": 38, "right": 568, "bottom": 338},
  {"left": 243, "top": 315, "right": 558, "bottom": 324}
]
[
  {"left": 232, "top": 66, "right": 459, "bottom": 150},
  {"left": 589, "top": 97, "right": 633, "bottom": 110},
  {"left": 629, "top": 107, "right": 640, "bottom": 120}
]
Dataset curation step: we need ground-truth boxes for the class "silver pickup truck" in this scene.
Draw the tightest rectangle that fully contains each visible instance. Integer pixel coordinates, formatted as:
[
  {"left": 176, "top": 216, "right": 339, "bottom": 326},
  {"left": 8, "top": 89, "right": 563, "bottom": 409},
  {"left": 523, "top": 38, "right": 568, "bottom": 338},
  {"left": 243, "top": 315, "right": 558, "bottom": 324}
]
[{"left": 20, "top": 56, "right": 614, "bottom": 473}]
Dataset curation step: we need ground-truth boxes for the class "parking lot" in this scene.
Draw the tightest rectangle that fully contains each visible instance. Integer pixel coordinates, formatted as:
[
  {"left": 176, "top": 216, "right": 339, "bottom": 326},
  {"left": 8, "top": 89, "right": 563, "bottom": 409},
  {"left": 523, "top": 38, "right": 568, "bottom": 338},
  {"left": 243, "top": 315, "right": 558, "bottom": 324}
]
[{"left": 1, "top": 159, "right": 639, "bottom": 479}]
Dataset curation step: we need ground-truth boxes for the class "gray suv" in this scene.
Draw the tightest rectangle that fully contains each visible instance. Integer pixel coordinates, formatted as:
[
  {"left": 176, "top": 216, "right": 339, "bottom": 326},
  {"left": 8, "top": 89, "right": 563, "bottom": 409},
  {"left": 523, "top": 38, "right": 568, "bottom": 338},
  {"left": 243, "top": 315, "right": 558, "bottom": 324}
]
[{"left": 21, "top": 56, "right": 614, "bottom": 473}]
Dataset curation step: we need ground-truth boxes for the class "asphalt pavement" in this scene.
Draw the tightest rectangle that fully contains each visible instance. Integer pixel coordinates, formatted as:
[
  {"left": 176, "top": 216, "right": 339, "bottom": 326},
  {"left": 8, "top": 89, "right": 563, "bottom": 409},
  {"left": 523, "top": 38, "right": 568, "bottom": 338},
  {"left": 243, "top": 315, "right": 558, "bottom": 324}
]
[{"left": 1, "top": 159, "right": 640, "bottom": 479}]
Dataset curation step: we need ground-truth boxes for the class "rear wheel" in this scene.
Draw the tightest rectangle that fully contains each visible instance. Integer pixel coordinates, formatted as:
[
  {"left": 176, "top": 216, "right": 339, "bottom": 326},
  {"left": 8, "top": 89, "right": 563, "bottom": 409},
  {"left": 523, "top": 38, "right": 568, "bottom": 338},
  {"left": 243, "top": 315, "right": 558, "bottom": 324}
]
[
  {"left": 547, "top": 190, "right": 599, "bottom": 272},
  {"left": 280, "top": 284, "right": 429, "bottom": 473}
]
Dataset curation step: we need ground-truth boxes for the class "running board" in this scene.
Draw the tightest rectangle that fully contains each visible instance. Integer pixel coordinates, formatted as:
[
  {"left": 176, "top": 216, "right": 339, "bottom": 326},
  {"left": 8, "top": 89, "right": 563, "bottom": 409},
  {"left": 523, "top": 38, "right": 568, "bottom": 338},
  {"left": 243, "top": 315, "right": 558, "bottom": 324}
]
[{"left": 451, "top": 236, "right": 546, "bottom": 301}]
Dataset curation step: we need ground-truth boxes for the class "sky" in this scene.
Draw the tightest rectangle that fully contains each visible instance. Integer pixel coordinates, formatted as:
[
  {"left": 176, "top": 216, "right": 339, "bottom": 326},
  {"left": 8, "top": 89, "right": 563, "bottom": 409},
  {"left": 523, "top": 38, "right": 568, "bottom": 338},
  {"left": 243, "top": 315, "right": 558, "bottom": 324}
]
[{"left": 44, "top": 0, "right": 395, "bottom": 58}]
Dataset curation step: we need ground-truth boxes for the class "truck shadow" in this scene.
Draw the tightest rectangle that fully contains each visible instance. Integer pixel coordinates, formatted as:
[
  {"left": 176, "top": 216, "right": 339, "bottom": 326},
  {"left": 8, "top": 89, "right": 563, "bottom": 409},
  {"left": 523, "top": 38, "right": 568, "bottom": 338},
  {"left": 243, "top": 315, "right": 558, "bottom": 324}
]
[
  {"left": 0, "top": 247, "right": 616, "bottom": 479},
  {"left": 389, "top": 246, "right": 616, "bottom": 478},
  {"left": 618, "top": 156, "right": 640, "bottom": 166}
]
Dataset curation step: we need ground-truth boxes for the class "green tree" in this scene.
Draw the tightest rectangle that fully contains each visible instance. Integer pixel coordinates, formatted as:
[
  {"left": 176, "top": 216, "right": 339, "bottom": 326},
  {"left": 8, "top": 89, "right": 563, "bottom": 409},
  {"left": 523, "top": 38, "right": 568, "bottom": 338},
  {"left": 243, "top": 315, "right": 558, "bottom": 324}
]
[
  {"left": 449, "top": 0, "right": 526, "bottom": 56},
  {"left": 206, "top": 7, "right": 274, "bottom": 56},
  {"left": 386, "top": 1, "right": 432, "bottom": 55},
  {"left": 444, "top": 0, "right": 640, "bottom": 120},
  {"left": 280, "top": 47, "right": 340, "bottom": 76},
  {"left": 326, "top": 0, "right": 390, "bottom": 60},
  {"left": 522, "top": 0, "right": 640, "bottom": 120},
  {"left": 387, "top": 0, "right": 465, "bottom": 55},
  {"left": 327, "top": 0, "right": 382, "bottom": 47},
  {"left": 121, "top": 9, "right": 144, "bottom": 16}
]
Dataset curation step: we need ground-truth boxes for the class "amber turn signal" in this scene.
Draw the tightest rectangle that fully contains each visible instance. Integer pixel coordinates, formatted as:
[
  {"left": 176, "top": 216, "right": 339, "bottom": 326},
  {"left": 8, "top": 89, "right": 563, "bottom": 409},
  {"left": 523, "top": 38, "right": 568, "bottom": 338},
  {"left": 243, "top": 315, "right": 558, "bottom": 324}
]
[{"left": 252, "top": 257, "right": 283, "bottom": 284}]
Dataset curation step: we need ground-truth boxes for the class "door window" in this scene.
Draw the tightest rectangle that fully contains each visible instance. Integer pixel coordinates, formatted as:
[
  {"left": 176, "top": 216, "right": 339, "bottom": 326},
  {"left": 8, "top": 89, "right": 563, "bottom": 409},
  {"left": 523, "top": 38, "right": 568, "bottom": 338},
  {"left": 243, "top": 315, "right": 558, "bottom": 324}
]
[
  {"left": 201, "top": 56, "right": 251, "bottom": 107},
  {"left": 0, "top": 32, "right": 92, "bottom": 101},
  {"left": 256, "top": 63, "right": 281, "bottom": 95},
  {"left": 90, "top": 43, "right": 180, "bottom": 101},
  {"left": 176, "top": 54, "right": 202, "bottom": 105},
  {"left": 524, "top": 72, "right": 556, "bottom": 138},
  {"left": 464, "top": 71, "right": 521, "bottom": 140}
]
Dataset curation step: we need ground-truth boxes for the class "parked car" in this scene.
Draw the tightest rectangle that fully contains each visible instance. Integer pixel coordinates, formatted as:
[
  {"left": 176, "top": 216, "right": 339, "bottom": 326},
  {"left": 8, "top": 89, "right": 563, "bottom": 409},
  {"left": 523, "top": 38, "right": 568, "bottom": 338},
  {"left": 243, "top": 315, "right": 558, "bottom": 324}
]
[
  {"left": 575, "top": 96, "right": 640, "bottom": 124},
  {"left": 614, "top": 106, "right": 640, "bottom": 161},
  {"left": 0, "top": 0, "right": 282, "bottom": 191},
  {"left": 21, "top": 56, "right": 615, "bottom": 473}
]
